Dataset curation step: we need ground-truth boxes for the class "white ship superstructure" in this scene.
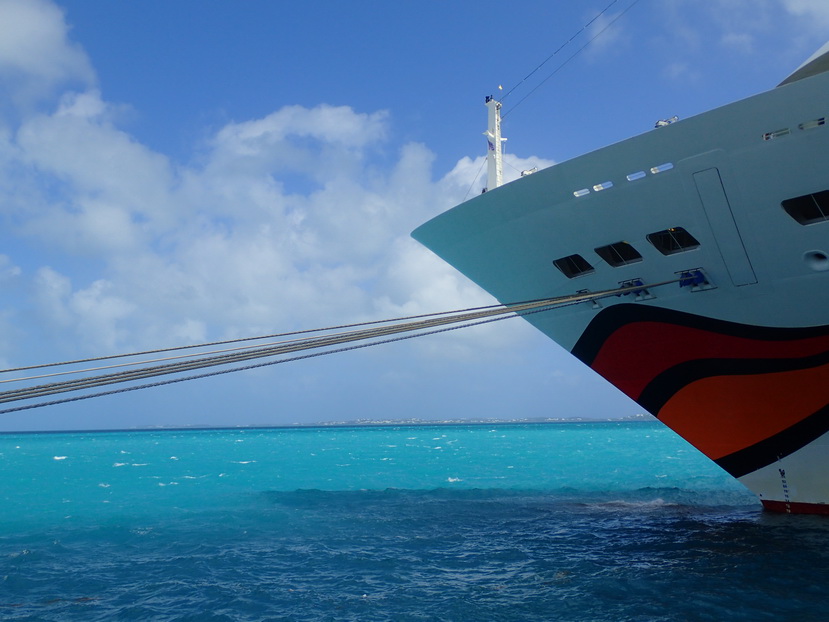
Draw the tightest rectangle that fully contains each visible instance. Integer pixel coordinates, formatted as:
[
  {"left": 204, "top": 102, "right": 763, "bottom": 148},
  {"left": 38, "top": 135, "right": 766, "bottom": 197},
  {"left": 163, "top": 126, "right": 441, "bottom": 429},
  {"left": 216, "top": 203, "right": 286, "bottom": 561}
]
[{"left": 413, "top": 43, "right": 829, "bottom": 514}]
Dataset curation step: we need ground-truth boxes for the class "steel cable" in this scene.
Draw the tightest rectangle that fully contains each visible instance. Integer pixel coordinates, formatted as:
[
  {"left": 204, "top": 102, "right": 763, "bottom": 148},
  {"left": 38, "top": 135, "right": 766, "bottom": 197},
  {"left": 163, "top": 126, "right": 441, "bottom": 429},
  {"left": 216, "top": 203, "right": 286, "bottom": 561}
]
[{"left": 0, "top": 279, "right": 677, "bottom": 413}]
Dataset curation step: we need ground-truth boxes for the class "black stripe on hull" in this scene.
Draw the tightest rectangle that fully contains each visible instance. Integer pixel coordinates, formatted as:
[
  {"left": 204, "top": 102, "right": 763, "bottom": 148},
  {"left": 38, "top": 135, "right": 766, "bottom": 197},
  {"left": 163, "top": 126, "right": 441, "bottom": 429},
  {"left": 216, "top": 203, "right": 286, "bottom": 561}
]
[
  {"left": 571, "top": 304, "right": 829, "bottom": 367},
  {"left": 716, "top": 403, "right": 829, "bottom": 478},
  {"left": 637, "top": 350, "right": 829, "bottom": 415}
]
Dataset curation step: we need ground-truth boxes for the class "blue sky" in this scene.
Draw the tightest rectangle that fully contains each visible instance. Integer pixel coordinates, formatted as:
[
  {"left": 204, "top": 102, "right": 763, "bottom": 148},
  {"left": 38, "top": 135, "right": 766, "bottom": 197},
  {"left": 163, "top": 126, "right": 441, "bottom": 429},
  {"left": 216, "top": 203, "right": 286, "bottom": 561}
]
[{"left": 0, "top": 0, "right": 827, "bottom": 431}]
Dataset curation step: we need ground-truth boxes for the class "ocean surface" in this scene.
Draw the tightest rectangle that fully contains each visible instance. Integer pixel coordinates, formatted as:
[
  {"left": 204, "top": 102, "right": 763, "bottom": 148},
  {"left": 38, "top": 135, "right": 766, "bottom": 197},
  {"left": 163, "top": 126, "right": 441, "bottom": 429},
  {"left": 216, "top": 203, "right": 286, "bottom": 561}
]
[{"left": 0, "top": 421, "right": 827, "bottom": 621}]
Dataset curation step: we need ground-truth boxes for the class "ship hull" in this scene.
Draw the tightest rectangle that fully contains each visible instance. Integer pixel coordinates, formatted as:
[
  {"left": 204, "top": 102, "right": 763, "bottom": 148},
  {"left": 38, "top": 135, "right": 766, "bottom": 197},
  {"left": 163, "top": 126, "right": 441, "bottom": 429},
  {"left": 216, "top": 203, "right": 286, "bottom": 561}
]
[{"left": 413, "top": 61, "right": 829, "bottom": 513}]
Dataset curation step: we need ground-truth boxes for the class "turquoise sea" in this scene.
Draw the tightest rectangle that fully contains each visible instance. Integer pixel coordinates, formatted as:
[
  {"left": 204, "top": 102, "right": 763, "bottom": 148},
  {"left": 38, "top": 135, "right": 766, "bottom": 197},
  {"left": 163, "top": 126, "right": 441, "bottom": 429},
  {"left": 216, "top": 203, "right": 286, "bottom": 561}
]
[{"left": 1, "top": 421, "right": 828, "bottom": 621}]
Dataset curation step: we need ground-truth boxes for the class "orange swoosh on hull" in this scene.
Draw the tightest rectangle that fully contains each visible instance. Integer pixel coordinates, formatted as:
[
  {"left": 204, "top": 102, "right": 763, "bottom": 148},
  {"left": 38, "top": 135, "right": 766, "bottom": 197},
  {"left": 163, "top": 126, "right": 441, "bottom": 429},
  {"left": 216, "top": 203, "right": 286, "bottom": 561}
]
[{"left": 658, "top": 362, "right": 829, "bottom": 460}]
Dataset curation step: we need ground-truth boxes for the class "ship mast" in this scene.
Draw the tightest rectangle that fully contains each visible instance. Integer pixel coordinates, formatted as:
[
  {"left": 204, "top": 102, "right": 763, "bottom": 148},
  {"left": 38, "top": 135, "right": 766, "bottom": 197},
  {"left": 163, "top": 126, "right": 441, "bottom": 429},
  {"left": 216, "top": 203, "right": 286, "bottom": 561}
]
[{"left": 484, "top": 95, "right": 506, "bottom": 191}]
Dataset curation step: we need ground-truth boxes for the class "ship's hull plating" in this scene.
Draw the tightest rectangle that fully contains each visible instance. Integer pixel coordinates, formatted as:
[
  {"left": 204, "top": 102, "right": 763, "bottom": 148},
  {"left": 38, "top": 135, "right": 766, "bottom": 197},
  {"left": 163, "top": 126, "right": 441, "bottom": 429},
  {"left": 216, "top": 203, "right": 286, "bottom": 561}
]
[{"left": 413, "top": 64, "right": 829, "bottom": 513}]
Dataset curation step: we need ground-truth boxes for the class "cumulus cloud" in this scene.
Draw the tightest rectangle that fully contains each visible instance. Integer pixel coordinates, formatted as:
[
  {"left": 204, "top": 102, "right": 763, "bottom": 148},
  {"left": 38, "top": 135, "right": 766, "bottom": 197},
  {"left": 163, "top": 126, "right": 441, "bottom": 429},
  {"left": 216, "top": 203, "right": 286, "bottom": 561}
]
[
  {"left": 0, "top": 0, "right": 95, "bottom": 109},
  {"left": 0, "top": 0, "right": 579, "bottom": 383},
  {"left": 18, "top": 90, "right": 175, "bottom": 249},
  {"left": 0, "top": 3, "right": 554, "bottom": 361},
  {"left": 15, "top": 100, "right": 545, "bottom": 357}
]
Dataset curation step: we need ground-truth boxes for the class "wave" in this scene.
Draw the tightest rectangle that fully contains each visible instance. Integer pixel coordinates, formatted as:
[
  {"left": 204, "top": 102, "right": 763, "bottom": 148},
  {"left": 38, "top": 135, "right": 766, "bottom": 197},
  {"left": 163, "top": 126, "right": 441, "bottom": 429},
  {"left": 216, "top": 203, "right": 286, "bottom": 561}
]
[{"left": 262, "top": 485, "right": 758, "bottom": 514}]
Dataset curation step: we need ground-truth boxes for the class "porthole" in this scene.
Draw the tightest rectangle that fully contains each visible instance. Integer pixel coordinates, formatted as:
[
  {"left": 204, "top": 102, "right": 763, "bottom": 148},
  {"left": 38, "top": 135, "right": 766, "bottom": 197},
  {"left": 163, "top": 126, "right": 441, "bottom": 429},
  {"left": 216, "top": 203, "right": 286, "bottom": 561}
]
[
  {"left": 804, "top": 250, "right": 829, "bottom": 272},
  {"left": 763, "top": 128, "right": 791, "bottom": 140},
  {"left": 650, "top": 162, "right": 674, "bottom": 174},
  {"left": 799, "top": 118, "right": 825, "bottom": 131}
]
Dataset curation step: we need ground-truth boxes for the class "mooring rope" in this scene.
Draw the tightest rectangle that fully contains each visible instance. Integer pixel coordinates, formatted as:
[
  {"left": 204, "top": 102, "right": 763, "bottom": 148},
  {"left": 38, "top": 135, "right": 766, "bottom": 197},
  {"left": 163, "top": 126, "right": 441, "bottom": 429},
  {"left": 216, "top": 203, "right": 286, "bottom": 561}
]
[
  {"left": 0, "top": 301, "right": 523, "bottom": 376},
  {"left": 0, "top": 279, "right": 678, "bottom": 414}
]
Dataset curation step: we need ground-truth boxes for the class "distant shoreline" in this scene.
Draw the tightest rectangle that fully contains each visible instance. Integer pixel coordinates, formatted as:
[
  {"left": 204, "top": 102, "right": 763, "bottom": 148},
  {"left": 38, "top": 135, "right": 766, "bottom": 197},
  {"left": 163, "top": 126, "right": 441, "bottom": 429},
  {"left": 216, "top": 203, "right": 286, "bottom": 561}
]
[{"left": 0, "top": 415, "right": 657, "bottom": 436}]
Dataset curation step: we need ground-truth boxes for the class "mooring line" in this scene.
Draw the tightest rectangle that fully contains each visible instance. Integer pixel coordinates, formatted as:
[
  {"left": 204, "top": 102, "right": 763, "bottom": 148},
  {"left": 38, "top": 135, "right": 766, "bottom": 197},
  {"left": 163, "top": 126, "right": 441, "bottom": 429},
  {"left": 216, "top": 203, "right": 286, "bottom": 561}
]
[{"left": 0, "top": 279, "right": 677, "bottom": 413}]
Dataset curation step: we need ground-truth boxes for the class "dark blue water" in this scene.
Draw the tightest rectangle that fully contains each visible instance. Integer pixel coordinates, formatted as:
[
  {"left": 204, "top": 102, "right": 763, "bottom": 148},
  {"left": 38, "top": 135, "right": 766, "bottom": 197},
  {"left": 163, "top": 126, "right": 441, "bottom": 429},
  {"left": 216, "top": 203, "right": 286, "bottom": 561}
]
[{"left": 1, "top": 422, "right": 827, "bottom": 620}]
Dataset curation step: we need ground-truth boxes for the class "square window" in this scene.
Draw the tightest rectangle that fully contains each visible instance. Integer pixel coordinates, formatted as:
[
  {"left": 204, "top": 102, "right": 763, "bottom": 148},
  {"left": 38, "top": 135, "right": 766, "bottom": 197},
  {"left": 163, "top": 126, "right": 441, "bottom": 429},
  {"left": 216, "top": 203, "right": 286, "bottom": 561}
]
[
  {"left": 553, "top": 254, "right": 595, "bottom": 278},
  {"left": 646, "top": 228, "right": 700, "bottom": 255},
  {"left": 594, "top": 242, "right": 643, "bottom": 267}
]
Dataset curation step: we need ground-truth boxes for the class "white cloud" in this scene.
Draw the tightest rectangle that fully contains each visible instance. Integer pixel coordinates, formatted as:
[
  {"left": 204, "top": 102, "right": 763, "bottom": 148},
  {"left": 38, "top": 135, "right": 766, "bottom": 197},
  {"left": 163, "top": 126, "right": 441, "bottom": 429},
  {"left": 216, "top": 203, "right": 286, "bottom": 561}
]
[
  {"left": 0, "top": 314, "right": 14, "bottom": 370},
  {"left": 781, "top": 0, "right": 829, "bottom": 29},
  {"left": 663, "top": 0, "right": 828, "bottom": 54},
  {"left": 662, "top": 61, "right": 699, "bottom": 84},
  {"left": 0, "top": 0, "right": 95, "bottom": 108},
  {"left": 32, "top": 268, "right": 135, "bottom": 351},
  {"left": 0, "top": 0, "right": 559, "bottom": 365},
  {"left": 647, "top": 0, "right": 829, "bottom": 88},
  {"left": 9, "top": 95, "right": 519, "bottom": 355},
  {"left": 32, "top": 266, "right": 73, "bottom": 328},
  {"left": 584, "top": 9, "right": 632, "bottom": 60},
  {"left": 213, "top": 104, "right": 389, "bottom": 156},
  {"left": 68, "top": 279, "right": 136, "bottom": 350},
  {"left": 0, "top": 255, "right": 20, "bottom": 282},
  {"left": 0, "top": 255, "right": 21, "bottom": 369},
  {"left": 438, "top": 152, "right": 552, "bottom": 200}
]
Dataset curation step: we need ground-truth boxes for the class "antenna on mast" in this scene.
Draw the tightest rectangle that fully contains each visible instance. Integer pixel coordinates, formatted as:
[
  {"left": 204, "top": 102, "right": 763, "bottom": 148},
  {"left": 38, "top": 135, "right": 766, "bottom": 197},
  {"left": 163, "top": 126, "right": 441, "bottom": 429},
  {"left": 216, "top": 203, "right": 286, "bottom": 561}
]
[{"left": 484, "top": 94, "right": 506, "bottom": 191}]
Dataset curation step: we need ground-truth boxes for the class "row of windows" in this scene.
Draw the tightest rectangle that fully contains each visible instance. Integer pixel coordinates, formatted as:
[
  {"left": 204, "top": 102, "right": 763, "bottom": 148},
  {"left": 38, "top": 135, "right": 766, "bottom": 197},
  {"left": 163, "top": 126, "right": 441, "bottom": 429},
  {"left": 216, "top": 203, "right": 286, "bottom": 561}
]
[
  {"left": 553, "top": 227, "right": 700, "bottom": 279},
  {"left": 572, "top": 163, "right": 674, "bottom": 198},
  {"left": 762, "top": 117, "right": 824, "bottom": 141},
  {"left": 554, "top": 185, "right": 829, "bottom": 279},
  {"left": 572, "top": 116, "right": 824, "bottom": 203}
]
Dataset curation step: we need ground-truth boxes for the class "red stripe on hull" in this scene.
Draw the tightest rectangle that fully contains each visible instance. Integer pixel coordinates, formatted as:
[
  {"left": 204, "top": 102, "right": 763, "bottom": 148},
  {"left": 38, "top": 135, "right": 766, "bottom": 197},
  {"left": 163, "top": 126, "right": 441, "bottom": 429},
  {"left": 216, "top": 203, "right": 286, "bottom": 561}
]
[
  {"left": 591, "top": 321, "right": 829, "bottom": 402},
  {"left": 574, "top": 306, "right": 829, "bottom": 477},
  {"left": 761, "top": 499, "right": 829, "bottom": 515}
]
